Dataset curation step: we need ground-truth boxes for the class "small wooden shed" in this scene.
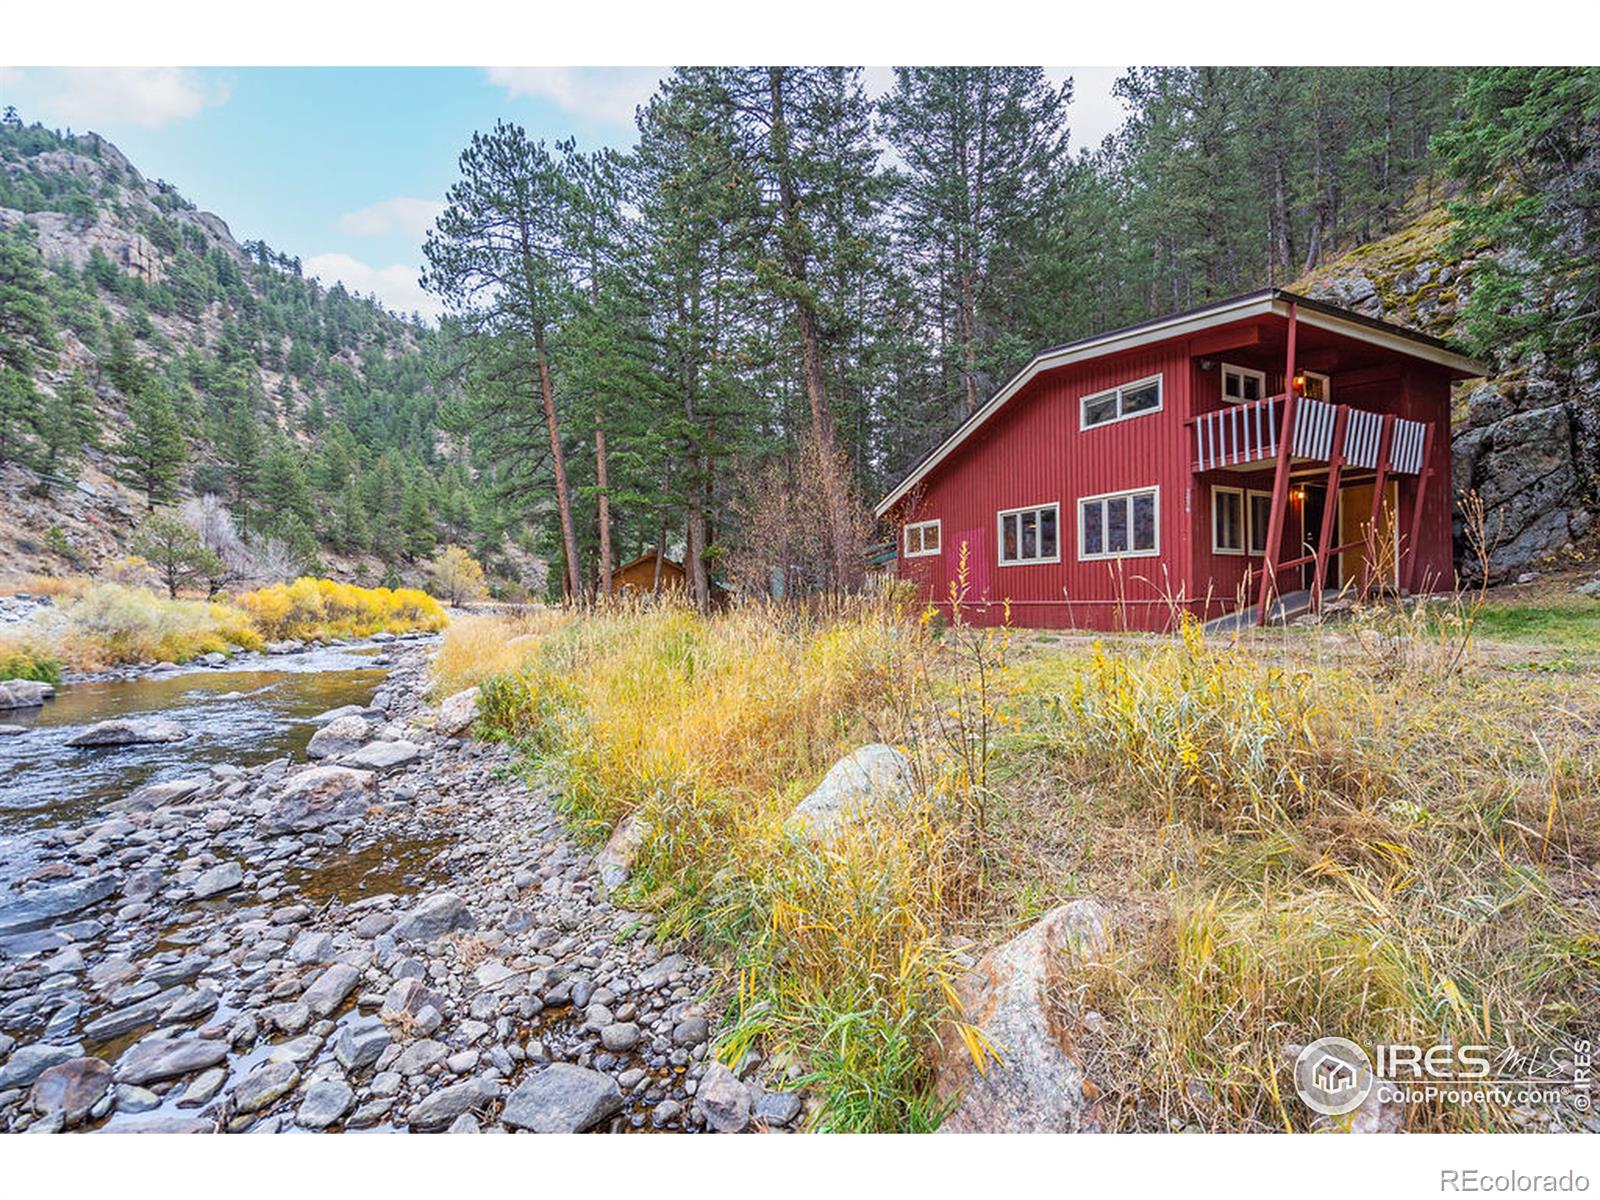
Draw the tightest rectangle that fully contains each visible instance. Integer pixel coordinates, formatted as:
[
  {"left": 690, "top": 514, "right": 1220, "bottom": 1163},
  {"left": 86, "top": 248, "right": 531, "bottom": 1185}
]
[{"left": 611, "top": 550, "right": 687, "bottom": 596}]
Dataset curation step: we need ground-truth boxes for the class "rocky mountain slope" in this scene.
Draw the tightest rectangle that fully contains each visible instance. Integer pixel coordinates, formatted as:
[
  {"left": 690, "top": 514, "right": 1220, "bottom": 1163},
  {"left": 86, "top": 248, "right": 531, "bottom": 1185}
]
[
  {"left": 0, "top": 118, "right": 530, "bottom": 591},
  {"left": 1299, "top": 200, "right": 1595, "bottom": 580}
]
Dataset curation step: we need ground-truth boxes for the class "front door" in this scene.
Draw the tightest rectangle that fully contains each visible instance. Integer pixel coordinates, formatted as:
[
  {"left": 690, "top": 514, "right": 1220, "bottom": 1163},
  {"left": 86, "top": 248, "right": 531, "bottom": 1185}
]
[{"left": 1298, "top": 485, "right": 1340, "bottom": 593}]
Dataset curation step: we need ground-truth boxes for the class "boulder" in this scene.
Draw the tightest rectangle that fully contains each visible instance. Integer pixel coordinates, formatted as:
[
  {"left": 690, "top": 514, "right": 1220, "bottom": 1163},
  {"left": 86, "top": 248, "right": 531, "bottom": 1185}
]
[
  {"left": 789, "top": 743, "right": 917, "bottom": 835},
  {"left": 0, "top": 1041, "right": 84, "bottom": 1090},
  {"left": 339, "top": 739, "right": 421, "bottom": 771},
  {"left": 333, "top": 1017, "right": 391, "bottom": 1072},
  {"left": 407, "top": 1077, "right": 497, "bottom": 1131},
  {"left": 391, "top": 892, "right": 475, "bottom": 943},
  {"left": 301, "top": 962, "right": 362, "bottom": 1018},
  {"left": 305, "top": 715, "right": 373, "bottom": 759},
  {"left": 435, "top": 687, "right": 479, "bottom": 737},
  {"left": 500, "top": 1064, "right": 622, "bottom": 1133},
  {"left": 0, "top": 724, "right": 26, "bottom": 735},
  {"left": 66, "top": 717, "right": 189, "bottom": 747},
  {"left": 113, "top": 1035, "right": 229, "bottom": 1085},
  {"left": 296, "top": 1080, "right": 354, "bottom": 1129},
  {"left": 0, "top": 874, "right": 118, "bottom": 934},
  {"left": 262, "top": 765, "right": 376, "bottom": 832},
  {"left": 232, "top": 1060, "right": 300, "bottom": 1113},
  {"left": 0, "top": 679, "right": 54, "bottom": 708},
  {"left": 30, "top": 1056, "right": 113, "bottom": 1124},
  {"left": 105, "top": 776, "right": 206, "bottom": 813},
  {"left": 309, "top": 704, "right": 385, "bottom": 726},
  {"left": 596, "top": 812, "right": 648, "bottom": 890},
  {"left": 932, "top": 899, "right": 1110, "bottom": 1134},
  {"left": 697, "top": 1061, "right": 752, "bottom": 1133}
]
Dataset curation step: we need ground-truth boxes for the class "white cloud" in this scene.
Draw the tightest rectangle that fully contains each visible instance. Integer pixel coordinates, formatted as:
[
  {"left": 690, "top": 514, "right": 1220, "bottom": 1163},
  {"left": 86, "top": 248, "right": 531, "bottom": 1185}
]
[
  {"left": 4, "top": 67, "right": 229, "bottom": 130},
  {"left": 337, "top": 196, "right": 445, "bottom": 239},
  {"left": 303, "top": 252, "right": 442, "bottom": 321},
  {"left": 484, "top": 67, "right": 664, "bottom": 127}
]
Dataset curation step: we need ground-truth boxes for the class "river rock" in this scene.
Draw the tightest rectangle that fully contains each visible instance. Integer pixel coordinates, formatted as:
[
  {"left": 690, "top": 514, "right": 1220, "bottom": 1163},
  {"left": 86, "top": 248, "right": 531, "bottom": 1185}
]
[
  {"left": 0, "top": 679, "right": 54, "bottom": 708},
  {"left": 0, "top": 874, "right": 118, "bottom": 934},
  {"left": 333, "top": 1017, "right": 391, "bottom": 1071},
  {"left": 0, "top": 1041, "right": 83, "bottom": 1090},
  {"left": 305, "top": 715, "right": 373, "bottom": 759},
  {"left": 339, "top": 739, "right": 421, "bottom": 771},
  {"left": 296, "top": 1079, "right": 354, "bottom": 1129},
  {"left": 391, "top": 892, "right": 475, "bottom": 942},
  {"left": 301, "top": 962, "right": 362, "bottom": 1018},
  {"left": 0, "top": 723, "right": 26, "bottom": 735},
  {"left": 500, "top": 1064, "right": 622, "bottom": 1133},
  {"left": 788, "top": 743, "right": 917, "bottom": 835},
  {"left": 107, "top": 776, "right": 206, "bottom": 813},
  {"left": 407, "top": 1077, "right": 497, "bottom": 1131},
  {"left": 232, "top": 1060, "right": 300, "bottom": 1113},
  {"left": 435, "top": 687, "right": 479, "bottom": 736},
  {"left": 698, "top": 1061, "right": 751, "bottom": 1133},
  {"left": 597, "top": 813, "right": 648, "bottom": 890},
  {"left": 30, "top": 1057, "right": 113, "bottom": 1124},
  {"left": 65, "top": 717, "right": 190, "bottom": 747},
  {"left": 263, "top": 765, "right": 377, "bottom": 832},
  {"left": 191, "top": 862, "right": 244, "bottom": 899},
  {"left": 114, "top": 1035, "right": 230, "bottom": 1085},
  {"left": 932, "top": 899, "right": 1109, "bottom": 1134}
]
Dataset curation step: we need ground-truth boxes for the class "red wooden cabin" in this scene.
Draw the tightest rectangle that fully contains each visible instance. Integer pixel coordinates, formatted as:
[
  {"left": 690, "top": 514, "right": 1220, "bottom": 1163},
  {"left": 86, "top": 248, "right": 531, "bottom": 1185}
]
[{"left": 877, "top": 289, "right": 1484, "bottom": 631}]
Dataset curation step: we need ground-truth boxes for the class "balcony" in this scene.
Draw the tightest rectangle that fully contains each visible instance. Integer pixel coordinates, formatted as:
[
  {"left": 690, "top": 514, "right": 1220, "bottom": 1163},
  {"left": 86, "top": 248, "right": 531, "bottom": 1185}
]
[{"left": 1192, "top": 394, "right": 1429, "bottom": 475}]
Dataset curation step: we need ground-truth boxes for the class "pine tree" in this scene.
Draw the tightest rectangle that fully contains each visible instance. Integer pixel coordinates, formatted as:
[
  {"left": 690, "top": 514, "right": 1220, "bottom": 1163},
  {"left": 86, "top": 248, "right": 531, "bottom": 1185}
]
[
  {"left": 117, "top": 380, "right": 187, "bottom": 507},
  {"left": 132, "top": 507, "right": 221, "bottom": 597}
]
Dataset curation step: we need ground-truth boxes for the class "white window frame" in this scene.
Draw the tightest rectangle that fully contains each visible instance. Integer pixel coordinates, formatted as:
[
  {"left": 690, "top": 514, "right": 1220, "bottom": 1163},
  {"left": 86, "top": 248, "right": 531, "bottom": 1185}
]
[
  {"left": 1220, "top": 363, "right": 1267, "bottom": 405},
  {"left": 1211, "top": 485, "right": 1245, "bottom": 556},
  {"left": 1077, "top": 486, "right": 1161, "bottom": 562},
  {"left": 996, "top": 502, "right": 1061, "bottom": 567},
  {"left": 903, "top": 519, "right": 942, "bottom": 559},
  {"left": 1246, "top": 489, "right": 1274, "bottom": 556},
  {"left": 1079, "top": 373, "right": 1164, "bottom": 431}
]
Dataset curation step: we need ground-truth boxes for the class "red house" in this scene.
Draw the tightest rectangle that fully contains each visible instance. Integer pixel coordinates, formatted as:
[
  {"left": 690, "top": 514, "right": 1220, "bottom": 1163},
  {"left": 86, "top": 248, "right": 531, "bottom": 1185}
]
[{"left": 877, "top": 289, "right": 1485, "bottom": 631}]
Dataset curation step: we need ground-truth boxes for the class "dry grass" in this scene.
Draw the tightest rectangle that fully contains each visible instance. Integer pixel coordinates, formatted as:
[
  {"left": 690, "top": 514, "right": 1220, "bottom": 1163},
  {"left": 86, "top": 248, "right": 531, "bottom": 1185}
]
[
  {"left": 438, "top": 591, "right": 1599, "bottom": 1134},
  {"left": 429, "top": 608, "right": 570, "bottom": 697}
]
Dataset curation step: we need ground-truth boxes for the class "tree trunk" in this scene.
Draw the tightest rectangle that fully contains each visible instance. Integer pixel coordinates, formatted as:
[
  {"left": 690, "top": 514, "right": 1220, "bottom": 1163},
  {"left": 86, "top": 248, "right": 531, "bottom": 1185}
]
[
  {"left": 532, "top": 327, "right": 583, "bottom": 603},
  {"left": 595, "top": 409, "right": 612, "bottom": 598}
]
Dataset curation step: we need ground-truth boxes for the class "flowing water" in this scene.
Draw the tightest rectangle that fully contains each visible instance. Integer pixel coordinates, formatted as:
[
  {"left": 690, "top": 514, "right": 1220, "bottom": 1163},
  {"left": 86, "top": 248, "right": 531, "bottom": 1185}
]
[{"left": 0, "top": 645, "right": 389, "bottom": 887}]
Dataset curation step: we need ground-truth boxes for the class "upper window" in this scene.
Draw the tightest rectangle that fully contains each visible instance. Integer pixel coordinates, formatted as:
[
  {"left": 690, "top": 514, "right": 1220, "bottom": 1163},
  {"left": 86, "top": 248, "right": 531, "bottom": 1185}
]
[
  {"left": 903, "top": 519, "right": 941, "bottom": 558},
  {"left": 1080, "top": 374, "right": 1162, "bottom": 430},
  {"left": 1212, "top": 486, "right": 1245, "bottom": 555},
  {"left": 998, "top": 503, "right": 1060, "bottom": 566},
  {"left": 1221, "top": 364, "right": 1267, "bottom": 404},
  {"left": 1079, "top": 487, "right": 1159, "bottom": 560},
  {"left": 1297, "top": 370, "right": 1331, "bottom": 402}
]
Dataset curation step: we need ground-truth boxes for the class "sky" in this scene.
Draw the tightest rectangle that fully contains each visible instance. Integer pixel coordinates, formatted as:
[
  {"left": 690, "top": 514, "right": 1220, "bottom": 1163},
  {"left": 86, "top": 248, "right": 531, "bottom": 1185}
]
[{"left": 0, "top": 66, "right": 1130, "bottom": 321}]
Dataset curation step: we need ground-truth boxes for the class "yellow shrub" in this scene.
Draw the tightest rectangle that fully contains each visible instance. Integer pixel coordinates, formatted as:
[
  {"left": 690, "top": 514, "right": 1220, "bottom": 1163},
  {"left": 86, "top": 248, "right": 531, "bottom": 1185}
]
[
  {"left": 60, "top": 582, "right": 264, "bottom": 667},
  {"left": 234, "top": 577, "right": 447, "bottom": 640}
]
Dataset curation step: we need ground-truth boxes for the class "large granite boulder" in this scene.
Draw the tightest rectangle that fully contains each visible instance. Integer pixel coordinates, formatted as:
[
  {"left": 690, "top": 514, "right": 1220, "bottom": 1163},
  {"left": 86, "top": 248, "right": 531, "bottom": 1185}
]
[
  {"left": 933, "top": 899, "right": 1110, "bottom": 1134},
  {"left": 788, "top": 744, "right": 917, "bottom": 836},
  {"left": 500, "top": 1064, "right": 622, "bottom": 1133},
  {"left": 596, "top": 813, "right": 649, "bottom": 891},
  {"left": 305, "top": 715, "right": 373, "bottom": 760},
  {"left": 30, "top": 1056, "right": 113, "bottom": 1124},
  {"left": 66, "top": 717, "right": 189, "bottom": 747},
  {"left": 391, "top": 892, "right": 475, "bottom": 943},
  {"left": 261, "top": 765, "right": 376, "bottom": 832},
  {"left": 0, "top": 874, "right": 118, "bottom": 934},
  {"left": 0, "top": 679, "right": 54, "bottom": 709},
  {"left": 435, "top": 687, "right": 480, "bottom": 737}
]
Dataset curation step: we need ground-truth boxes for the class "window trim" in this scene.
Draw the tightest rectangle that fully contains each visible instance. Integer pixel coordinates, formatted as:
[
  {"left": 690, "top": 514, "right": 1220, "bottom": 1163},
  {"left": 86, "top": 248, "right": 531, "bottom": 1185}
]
[
  {"left": 1246, "top": 489, "right": 1274, "bottom": 556},
  {"left": 1078, "top": 373, "right": 1164, "bottom": 431},
  {"left": 902, "top": 519, "right": 942, "bottom": 559},
  {"left": 1211, "top": 485, "right": 1246, "bottom": 556},
  {"left": 1220, "top": 362, "right": 1267, "bottom": 406},
  {"left": 1299, "top": 369, "right": 1331, "bottom": 401},
  {"left": 1077, "top": 486, "right": 1161, "bottom": 562},
  {"left": 996, "top": 501, "right": 1062, "bottom": 567}
]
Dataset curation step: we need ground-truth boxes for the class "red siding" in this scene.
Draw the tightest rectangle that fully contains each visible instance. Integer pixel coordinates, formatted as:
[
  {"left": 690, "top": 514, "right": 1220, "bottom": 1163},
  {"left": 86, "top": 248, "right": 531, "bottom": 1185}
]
[{"left": 893, "top": 315, "right": 1458, "bottom": 631}]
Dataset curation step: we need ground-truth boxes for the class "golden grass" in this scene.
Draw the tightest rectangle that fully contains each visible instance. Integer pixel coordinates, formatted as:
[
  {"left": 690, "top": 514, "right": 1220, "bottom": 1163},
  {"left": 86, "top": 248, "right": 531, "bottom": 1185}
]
[
  {"left": 439, "top": 594, "right": 1599, "bottom": 1134},
  {"left": 429, "top": 609, "right": 570, "bottom": 697}
]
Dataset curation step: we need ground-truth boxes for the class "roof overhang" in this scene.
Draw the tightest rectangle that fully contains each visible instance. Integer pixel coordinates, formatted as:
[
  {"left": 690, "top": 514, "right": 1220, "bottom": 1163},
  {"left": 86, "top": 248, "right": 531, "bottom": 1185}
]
[{"left": 873, "top": 289, "right": 1488, "bottom": 518}]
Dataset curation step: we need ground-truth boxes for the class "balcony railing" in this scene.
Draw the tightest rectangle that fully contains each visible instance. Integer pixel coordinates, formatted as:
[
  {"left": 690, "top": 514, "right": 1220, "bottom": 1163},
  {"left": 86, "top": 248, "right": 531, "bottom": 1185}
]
[{"left": 1193, "top": 394, "right": 1428, "bottom": 475}]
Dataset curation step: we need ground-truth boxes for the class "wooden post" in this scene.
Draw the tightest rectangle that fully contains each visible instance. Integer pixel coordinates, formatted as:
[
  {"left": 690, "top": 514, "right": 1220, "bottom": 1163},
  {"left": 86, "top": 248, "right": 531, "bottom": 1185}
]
[
  {"left": 1311, "top": 404, "right": 1350, "bottom": 611},
  {"left": 1403, "top": 423, "right": 1437, "bottom": 593},
  {"left": 1256, "top": 302, "right": 1299, "bottom": 626},
  {"left": 1363, "top": 414, "right": 1396, "bottom": 590}
]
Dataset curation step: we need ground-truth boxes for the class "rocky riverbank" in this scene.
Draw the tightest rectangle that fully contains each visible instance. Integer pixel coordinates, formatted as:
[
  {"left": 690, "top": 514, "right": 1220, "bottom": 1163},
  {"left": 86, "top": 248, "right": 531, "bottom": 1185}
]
[{"left": 0, "top": 645, "right": 800, "bottom": 1134}]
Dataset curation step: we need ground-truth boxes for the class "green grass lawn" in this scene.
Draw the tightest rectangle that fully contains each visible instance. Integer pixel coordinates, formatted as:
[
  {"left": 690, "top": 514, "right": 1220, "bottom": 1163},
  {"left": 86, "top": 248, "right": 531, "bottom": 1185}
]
[{"left": 1470, "top": 598, "right": 1600, "bottom": 648}]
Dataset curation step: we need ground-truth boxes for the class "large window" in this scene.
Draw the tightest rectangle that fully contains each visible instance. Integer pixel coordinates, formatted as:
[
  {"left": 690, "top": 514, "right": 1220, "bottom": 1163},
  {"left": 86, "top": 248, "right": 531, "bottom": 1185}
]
[
  {"left": 1080, "top": 374, "right": 1162, "bottom": 429},
  {"left": 1212, "top": 486, "right": 1245, "bottom": 555},
  {"left": 903, "top": 519, "right": 941, "bottom": 558},
  {"left": 1247, "top": 490, "right": 1274, "bottom": 555},
  {"left": 1221, "top": 363, "right": 1266, "bottom": 404},
  {"left": 998, "top": 503, "right": 1060, "bottom": 566},
  {"left": 1079, "top": 487, "right": 1159, "bottom": 560}
]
